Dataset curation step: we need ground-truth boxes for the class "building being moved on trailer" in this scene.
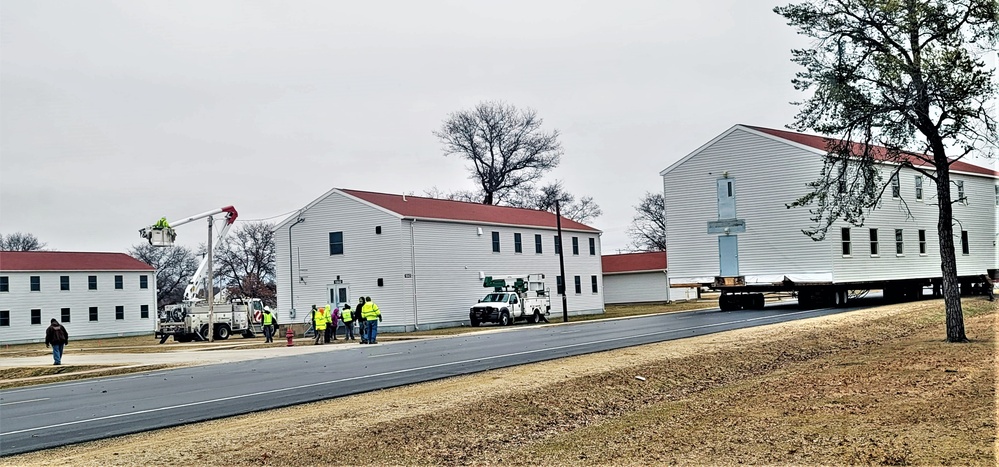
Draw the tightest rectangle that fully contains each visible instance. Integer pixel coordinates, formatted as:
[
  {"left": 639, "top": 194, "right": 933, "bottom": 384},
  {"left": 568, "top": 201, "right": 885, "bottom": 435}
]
[{"left": 660, "top": 124, "right": 997, "bottom": 310}]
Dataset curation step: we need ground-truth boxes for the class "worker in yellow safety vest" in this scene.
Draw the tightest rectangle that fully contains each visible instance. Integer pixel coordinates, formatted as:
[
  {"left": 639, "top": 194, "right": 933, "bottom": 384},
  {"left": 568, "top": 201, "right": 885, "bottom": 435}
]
[
  {"left": 340, "top": 304, "right": 355, "bottom": 340},
  {"left": 360, "top": 296, "right": 381, "bottom": 344},
  {"left": 261, "top": 308, "right": 278, "bottom": 343},
  {"left": 324, "top": 303, "right": 335, "bottom": 343},
  {"left": 313, "top": 306, "right": 327, "bottom": 345},
  {"left": 154, "top": 217, "right": 170, "bottom": 229}
]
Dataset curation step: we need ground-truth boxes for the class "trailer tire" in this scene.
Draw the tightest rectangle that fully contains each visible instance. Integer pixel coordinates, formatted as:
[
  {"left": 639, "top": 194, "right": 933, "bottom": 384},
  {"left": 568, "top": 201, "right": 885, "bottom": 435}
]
[
  {"left": 499, "top": 311, "right": 511, "bottom": 327},
  {"left": 718, "top": 293, "right": 739, "bottom": 311},
  {"left": 215, "top": 324, "right": 231, "bottom": 340},
  {"left": 751, "top": 293, "right": 765, "bottom": 310}
]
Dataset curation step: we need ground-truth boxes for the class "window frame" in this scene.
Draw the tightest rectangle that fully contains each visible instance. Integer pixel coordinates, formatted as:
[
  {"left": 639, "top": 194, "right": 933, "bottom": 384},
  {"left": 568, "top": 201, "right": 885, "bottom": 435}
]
[
  {"left": 573, "top": 275, "right": 582, "bottom": 294},
  {"left": 89, "top": 306, "right": 99, "bottom": 322},
  {"left": 0, "top": 310, "right": 9, "bottom": 327},
  {"left": 571, "top": 237, "right": 579, "bottom": 255},
  {"left": 61, "top": 307, "right": 71, "bottom": 323},
  {"left": 141, "top": 304, "right": 150, "bottom": 319},
  {"left": 895, "top": 229, "right": 904, "bottom": 256},
  {"left": 956, "top": 180, "right": 966, "bottom": 204},
  {"left": 328, "top": 231, "right": 344, "bottom": 256},
  {"left": 915, "top": 176, "right": 923, "bottom": 201},
  {"left": 0, "top": 276, "right": 8, "bottom": 292},
  {"left": 891, "top": 175, "right": 900, "bottom": 199},
  {"left": 139, "top": 275, "right": 149, "bottom": 289},
  {"left": 31, "top": 309, "right": 41, "bottom": 325},
  {"left": 591, "top": 275, "right": 598, "bottom": 293},
  {"left": 918, "top": 229, "right": 927, "bottom": 255},
  {"left": 89, "top": 275, "right": 98, "bottom": 290},
  {"left": 841, "top": 227, "right": 852, "bottom": 256},
  {"left": 554, "top": 235, "right": 562, "bottom": 255},
  {"left": 961, "top": 230, "right": 969, "bottom": 255},
  {"left": 491, "top": 231, "right": 500, "bottom": 253},
  {"left": 589, "top": 238, "right": 596, "bottom": 256},
  {"left": 556, "top": 275, "right": 564, "bottom": 295},
  {"left": 513, "top": 233, "right": 522, "bottom": 254},
  {"left": 115, "top": 305, "right": 125, "bottom": 320},
  {"left": 115, "top": 275, "right": 123, "bottom": 289},
  {"left": 60, "top": 275, "right": 70, "bottom": 291},
  {"left": 30, "top": 276, "right": 40, "bottom": 291},
  {"left": 534, "top": 234, "right": 542, "bottom": 254},
  {"left": 869, "top": 228, "right": 879, "bottom": 256}
]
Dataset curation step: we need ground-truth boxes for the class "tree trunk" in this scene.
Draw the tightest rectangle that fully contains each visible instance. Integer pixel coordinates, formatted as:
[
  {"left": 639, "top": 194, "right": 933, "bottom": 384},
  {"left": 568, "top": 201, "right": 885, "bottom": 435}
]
[{"left": 934, "top": 160, "right": 967, "bottom": 342}]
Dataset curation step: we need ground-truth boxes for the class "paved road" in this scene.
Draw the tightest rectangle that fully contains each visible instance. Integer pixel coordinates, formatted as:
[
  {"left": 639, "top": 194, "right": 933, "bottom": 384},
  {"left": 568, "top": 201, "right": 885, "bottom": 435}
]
[{"left": 0, "top": 301, "right": 867, "bottom": 456}]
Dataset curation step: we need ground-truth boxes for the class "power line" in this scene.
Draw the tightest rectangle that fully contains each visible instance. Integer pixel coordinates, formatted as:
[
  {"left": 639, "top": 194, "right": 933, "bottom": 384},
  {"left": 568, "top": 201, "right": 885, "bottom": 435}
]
[{"left": 235, "top": 210, "right": 298, "bottom": 223}]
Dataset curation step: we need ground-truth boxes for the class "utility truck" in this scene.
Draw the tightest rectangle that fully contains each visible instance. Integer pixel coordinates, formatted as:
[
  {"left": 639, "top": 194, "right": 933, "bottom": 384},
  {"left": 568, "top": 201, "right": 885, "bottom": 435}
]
[
  {"left": 469, "top": 274, "right": 551, "bottom": 326},
  {"left": 141, "top": 206, "right": 262, "bottom": 343}
]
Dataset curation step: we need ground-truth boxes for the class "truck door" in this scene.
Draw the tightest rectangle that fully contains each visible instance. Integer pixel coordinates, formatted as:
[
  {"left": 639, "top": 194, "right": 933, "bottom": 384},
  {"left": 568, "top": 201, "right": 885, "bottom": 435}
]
[{"left": 510, "top": 294, "right": 520, "bottom": 316}]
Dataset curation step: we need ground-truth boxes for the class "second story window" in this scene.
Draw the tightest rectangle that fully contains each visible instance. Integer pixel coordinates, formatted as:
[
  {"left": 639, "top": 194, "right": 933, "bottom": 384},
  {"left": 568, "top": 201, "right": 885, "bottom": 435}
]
[
  {"left": 115, "top": 275, "right": 123, "bottom": 289},
  {"left": 534, "top": 234, "right": 542, "bottom": 254},
  {"left": 554, "top": 236, "right": 562, "bottom": 255},
  {"left": 60, "top": 276, "right": 70, "bottom": 291},
  {"left": 139, "top": 275, "right": 149, "bottom": 289},
  {"left": 30, "top": 276, "right": 40, "bottom": 291},
  {"left": 0, "top": 276, "right": 7, "bottom": 292},
  {"left": 589, "top": 238, "right": 596, "bottom": 256},
  {"left": 491, "top": 231, "right": 500, "bottom": 253},
  {"left": 514, "top": 233, "right": 522, "bottom": 253},
  {"left": 915, "top": 176, "right": 923, "bottom": 201},
  {"left": 89, "top": 275, "right": 98, "bottom": 290},
  {"left": 956, "top": 180, "right": 966, "bottom": 204},
  {"left": 841, "top": 228, "right": 851, "bottom": 256},
  {"left": 572, "top": 237, "right": 579, "bottom": 255},
  {"left": 891, "top": 175, "right": 900, "bottom": 198},
  {"left": 329, "top": 231, "right": 344, "bottom": 255}
]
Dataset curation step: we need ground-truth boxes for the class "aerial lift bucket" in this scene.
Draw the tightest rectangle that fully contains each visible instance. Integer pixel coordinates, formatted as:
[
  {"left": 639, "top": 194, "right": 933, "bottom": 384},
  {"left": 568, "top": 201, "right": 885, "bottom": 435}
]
[{"left": 146, "top": 228, "right": 177, "bottom": 247}]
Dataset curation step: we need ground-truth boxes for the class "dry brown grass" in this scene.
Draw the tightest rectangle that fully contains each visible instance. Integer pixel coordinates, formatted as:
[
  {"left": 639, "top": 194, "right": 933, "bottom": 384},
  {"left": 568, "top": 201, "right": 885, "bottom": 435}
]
[
  {"left": 0, "top": 365, "right": 178, "bottom": 389},
  {"left": 3, "top": 298, "right": 993, "bottom": 466}
]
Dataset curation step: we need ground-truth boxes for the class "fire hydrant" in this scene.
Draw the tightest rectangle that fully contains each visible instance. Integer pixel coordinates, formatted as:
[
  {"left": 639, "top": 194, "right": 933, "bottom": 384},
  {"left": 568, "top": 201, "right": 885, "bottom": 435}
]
[{"left": 286, "top": 326, "right": 294, "bottom": 347}]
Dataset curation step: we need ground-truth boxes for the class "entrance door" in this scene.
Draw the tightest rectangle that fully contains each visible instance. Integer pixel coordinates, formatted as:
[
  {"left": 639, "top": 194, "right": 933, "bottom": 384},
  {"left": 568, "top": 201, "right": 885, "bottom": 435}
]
[{"left": 329, "top": 284, "right": 350, "bottom": 311}]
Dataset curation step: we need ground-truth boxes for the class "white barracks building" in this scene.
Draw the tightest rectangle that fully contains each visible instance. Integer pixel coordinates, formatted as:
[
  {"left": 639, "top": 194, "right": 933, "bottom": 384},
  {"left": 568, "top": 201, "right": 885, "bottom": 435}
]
[{"left": 0, "top": 251, "right": 157, "bottom": 345}]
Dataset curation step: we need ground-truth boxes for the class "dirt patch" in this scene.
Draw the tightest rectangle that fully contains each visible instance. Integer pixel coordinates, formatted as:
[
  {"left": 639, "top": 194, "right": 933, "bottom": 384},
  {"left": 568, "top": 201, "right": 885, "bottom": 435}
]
[{"left": 2, "top": 298, "right": 993, "bottom": 466}]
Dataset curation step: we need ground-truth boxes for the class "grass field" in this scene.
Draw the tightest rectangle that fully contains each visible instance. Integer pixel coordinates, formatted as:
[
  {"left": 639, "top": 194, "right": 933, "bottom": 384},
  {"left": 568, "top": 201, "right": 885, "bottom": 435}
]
[{"left": 3, "top": 297, "right": 993, "bottom": 466}]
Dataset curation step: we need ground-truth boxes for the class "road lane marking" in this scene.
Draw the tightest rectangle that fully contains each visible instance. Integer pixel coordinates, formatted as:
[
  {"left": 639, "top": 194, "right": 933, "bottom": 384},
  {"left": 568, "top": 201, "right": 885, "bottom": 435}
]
[
  {"left": 0, "top": 398, "right": 50, "bottom": 407},
  {"left": 369, "top": 352, "right": 402, "bottom": 358},
  {"left": 0, "top": 307, "right": 833, "bottom": 437}
]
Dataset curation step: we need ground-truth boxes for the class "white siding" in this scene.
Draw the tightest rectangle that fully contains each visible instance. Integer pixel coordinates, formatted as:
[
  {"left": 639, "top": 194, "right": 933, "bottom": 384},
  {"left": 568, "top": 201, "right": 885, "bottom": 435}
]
[
  {"left": 275, "top": 191, "right": 605, "bottom": 331},
  {"left": 0, "top": 271, "right": 157, "bottom": 345},
  {"left": 603, "top": 272, "right": 668, "bottom": 304},
  {"left": 663, "top": 126, "right": 999, "bottom": 286},
  {"left": 663, "top": 128, "right": 832, "bottom": 284}
]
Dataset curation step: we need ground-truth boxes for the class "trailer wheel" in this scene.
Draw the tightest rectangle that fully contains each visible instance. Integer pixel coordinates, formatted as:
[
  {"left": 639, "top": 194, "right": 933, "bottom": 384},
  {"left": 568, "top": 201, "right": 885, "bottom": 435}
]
[
  {"left": 718, "top": 293, "right": 739, "bottom": 311},
  {"left": 499, "top": 311, "right": 511, "bottom": 326},
  {"left": 215, "top": 324, "right": 231, "bottom": 340},
  {"left": 751, "top": 293, "right": 765, "bottom": 310}
]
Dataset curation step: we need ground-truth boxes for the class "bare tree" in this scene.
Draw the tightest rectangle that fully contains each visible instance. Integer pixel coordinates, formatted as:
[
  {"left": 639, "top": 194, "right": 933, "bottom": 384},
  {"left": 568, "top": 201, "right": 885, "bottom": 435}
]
[
  {"left": 215, "top": 222, "right": 276, "bottom": 306},
  {"left": 0, "top": 232, "right": 47, "bottom": 251},
  {"left": 507, "top": 181, "right": 603, "bottom": 224},
  {"left": 626, "top": 192, "right": 667, "bottom": 252},
  {"left": 129, "top": 243, "right": 199, "bottom": 308},
  {"left": 421, "top": 186, "right": 480, "bottom": 203},
  {"left": 434, "top": 101, "right": 563, "bottom": 205},
  {"left": 776, "top": 0, "right": 998, "bottom": 342}
]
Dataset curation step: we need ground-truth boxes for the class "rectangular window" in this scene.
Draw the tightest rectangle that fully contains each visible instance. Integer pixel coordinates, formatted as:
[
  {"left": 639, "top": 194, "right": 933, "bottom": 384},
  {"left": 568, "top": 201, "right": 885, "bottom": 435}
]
[
  {"left": 841, "top": 227, "right": 852, "bottom": 256},
  {"left": 89, "top": 275, "right": 98, "bottom": 290},
  {"left": 115, "top": 305, "right": 125, "bottom": 320},
  {"left": 534, "top": 234, "right": 542, "bottom": 254},
  {"left": 141, "top": 304, "right": 150, "bottom": 319},
  {"left": 961, "top": 231, "right": 969, "bottom": 255},
  {"left": 918, "top": 229, "right": 927, "bottom": 255},
  {"left": 995, "top": 185, "right": 998, "bottom": 206},
  {"left": 31, "top": 309, "right": 41, "bottom": 325},
  {"left": 115, "top": 275, "right": 123, "bottom": 289},
  {"left": 895, "top": 229, "right": 904, "bottom": 255},
  {"left": 591, "top": 275, "right": 598, "bottom": 293},
  {"left": 554, "top": 236, "right": 562, "bottom": 255},
  {"left": 589, "top": 238, "right": 596, "bottom": 256},
  {"left": 869, "top": 228, "right": 879, "bottom": 256},
  {"left": 0, "top": 276, "right": 7, "bottom": 292},
  {"left": 0, "top": 310, "right": 8, "bottom": 327},
  {"left": 574, "top": 275, "right": 582, "bottom": 294},
  {"left": 891, "top": 175, "right": 900, "bottom": 198},
  {"left": 139, "top": 275, "right": 149, "bottom": 289},
  {"left": 60, "top": 275, "right": 70, "bottom": 291},
  {"left": 514, "top": 233, "right": 522, "bottom": 253},
  {"left": 30, "top": 276, "right": 40, "bottom": 291},
  {"left": 61, "top": 308, "right": 71, "bottom": 323},
  {"left": 915, "top": 176, "right": 923, "bottom": 201},
  {"left": 572, "top": 237, "right": 579, "bottom": 255},
  {"left": 328, "top": 231, "right": 344, "bottom": 255},
  {"left": 956, "top": 180, "right": 966, "bottom": 204},
  {"left": 89, "top": 306, "right": 99, "bottom": 322},
  {"left": 556, "top": 275, "right": 564, "bottom": 295},
  {"left": 491, "top": 231, "right": 500, "bottom": 253}
]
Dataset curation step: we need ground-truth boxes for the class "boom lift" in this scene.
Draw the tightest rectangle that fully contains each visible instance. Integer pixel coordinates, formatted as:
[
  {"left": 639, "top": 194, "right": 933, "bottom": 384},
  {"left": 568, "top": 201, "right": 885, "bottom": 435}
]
[{"left": 140, "top": 206, "right": 261, "bottom": 343}]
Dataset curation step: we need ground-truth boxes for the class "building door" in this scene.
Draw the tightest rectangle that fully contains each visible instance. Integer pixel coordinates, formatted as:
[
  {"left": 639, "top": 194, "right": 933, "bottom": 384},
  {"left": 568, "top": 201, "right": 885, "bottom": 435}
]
[
  {"left": 329, "top": 284, "right": 350, "bottom": 310},
  {"left": 718, "top": 235, "right": 740, "bottom": 277}
]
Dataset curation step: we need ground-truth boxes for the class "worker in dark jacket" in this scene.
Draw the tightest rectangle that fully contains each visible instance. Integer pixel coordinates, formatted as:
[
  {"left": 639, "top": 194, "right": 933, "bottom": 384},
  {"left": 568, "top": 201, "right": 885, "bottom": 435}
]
[
  {"left": 356, "top": 297, "right": 368, "bottom": 344},
  {"left": 45, "top": 319, "right": 69, "bottom": 365}
]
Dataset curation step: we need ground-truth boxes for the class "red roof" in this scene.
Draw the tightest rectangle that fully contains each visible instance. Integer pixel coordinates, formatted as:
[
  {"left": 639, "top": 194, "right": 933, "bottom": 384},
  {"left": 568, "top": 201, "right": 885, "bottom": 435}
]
[
  {"left": 341, "top": 189, "right": 600, "bottom": 232},
  {"left": 602, "top": 251, "right": 667, "bottom": 274},
  {"left": 0, "top": 252, "right": 155, "bottom": 272},
  {"left": 750, "top": 126, "right": 998, "bottom": 177}
]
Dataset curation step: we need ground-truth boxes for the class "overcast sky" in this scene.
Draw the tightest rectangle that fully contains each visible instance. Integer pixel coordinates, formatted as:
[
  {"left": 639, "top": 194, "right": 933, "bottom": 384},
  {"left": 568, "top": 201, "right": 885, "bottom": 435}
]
[{"left": 2, "top": 0, "right": 819, "bottom": 254}]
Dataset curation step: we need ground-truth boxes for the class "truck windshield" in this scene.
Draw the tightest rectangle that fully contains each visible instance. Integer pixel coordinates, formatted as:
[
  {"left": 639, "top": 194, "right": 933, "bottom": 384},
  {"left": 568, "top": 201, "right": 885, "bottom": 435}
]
[{"left": 481, "top": 293, "right": 508, "bottom": 303}]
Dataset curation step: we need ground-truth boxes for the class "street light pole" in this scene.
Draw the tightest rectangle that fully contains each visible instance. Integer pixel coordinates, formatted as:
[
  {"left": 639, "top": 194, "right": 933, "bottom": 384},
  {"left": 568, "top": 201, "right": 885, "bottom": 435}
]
[{"left": 207, "top": 216, "right": 214, "bottom": 342}]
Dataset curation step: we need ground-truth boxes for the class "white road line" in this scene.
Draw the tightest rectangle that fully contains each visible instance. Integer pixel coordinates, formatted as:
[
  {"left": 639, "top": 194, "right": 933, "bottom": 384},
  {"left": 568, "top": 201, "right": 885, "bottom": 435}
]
[
  {"left": 0, "top": 398, "right": 50, "bottom": 407},
  {"left": 0, "top": 308, "right": 830, "bottom": 437},
  {"left": 369, "top": 352, "right": 402, "bottom": 358}
]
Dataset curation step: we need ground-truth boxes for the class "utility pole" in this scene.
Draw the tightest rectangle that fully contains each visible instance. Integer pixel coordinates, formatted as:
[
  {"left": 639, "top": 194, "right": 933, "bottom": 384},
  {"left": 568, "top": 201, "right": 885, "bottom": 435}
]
[
  {"left": 556, "top": 201, "right": 568, "bottom": 322},
  {"left": 207, "top": 216, "right": 214, "bottom": 342}
]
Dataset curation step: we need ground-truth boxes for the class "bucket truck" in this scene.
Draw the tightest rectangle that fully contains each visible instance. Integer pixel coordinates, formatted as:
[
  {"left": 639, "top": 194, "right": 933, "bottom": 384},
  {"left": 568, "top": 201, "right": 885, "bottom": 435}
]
[
  {"left": 141, "top": 206, "right": 262, "bottom": 343},
  {"left": 469, "top": 274, "right": 551, "bottom": 326}
]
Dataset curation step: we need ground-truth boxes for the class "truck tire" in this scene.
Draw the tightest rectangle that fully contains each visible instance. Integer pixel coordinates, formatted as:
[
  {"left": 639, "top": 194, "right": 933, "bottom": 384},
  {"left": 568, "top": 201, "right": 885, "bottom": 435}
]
[
  {"left": 175, "top": 334, "right": 193, "bottom": 343},
  {"left": 530, "top": 310, "right": 541, "bottom": 324},
  {"left": 215, "top": 324, "right": 231, "bottom": 340},
  {"left": 470, "top": 316, "right": 480, "bottom": 327},
  {"left": 499, "top": 311, "right": 511, "bottom": 327}
]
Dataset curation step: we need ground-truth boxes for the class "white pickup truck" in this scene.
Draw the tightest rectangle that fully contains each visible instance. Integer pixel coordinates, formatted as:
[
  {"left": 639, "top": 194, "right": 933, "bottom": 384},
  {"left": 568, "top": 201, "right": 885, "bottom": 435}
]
[{"left": 469, "top": 274, "right": 551, "bottom": 326}]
